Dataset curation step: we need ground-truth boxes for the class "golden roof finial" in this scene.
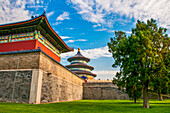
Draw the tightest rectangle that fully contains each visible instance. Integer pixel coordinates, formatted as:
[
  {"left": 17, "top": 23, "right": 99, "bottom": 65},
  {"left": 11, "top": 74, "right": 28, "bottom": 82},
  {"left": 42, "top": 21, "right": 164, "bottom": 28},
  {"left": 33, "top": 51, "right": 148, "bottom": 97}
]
[{"left": 78, "top": 48, "right": 80, "bottom": 52}]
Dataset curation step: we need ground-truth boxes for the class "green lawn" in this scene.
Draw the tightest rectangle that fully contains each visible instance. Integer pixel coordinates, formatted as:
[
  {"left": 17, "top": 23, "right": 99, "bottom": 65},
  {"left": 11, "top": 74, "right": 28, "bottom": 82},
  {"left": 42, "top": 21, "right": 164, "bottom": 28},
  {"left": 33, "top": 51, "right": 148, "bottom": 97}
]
[{"left": 0, "top": 100, "right": 170, "bottom": 113}]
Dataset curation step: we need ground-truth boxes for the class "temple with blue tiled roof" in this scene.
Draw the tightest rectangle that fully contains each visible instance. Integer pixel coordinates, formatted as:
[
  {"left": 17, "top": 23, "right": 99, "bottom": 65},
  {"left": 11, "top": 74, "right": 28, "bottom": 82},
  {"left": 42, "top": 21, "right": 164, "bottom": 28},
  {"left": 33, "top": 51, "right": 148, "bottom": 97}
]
[{"left": 66, "top": 48, "right": 97, "bottom": 80}]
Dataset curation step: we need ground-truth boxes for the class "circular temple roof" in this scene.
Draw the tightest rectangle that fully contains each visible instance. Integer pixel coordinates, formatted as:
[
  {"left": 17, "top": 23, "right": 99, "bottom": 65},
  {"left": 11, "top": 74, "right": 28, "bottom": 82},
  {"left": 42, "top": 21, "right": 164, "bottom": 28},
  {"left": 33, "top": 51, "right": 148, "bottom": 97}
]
[
  {"left": 67, "top": 48, "right": 90, "bottom": 62},
  {"left": 65, "top": 62, "right": 94, "bottom": 70},
  {"left": 66, "top": 48, "right": 97, "bottom": 78},
  {"left": 72, "top": 70, "right": 97, "bottom": 77}
]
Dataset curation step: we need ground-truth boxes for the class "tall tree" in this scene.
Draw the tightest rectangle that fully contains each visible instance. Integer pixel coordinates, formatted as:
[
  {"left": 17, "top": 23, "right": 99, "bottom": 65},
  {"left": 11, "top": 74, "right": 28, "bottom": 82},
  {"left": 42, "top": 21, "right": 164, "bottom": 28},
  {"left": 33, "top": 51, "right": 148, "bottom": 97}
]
[
  {"left": 111, "top": 31, "right": 142, "bottom": 104},
  {"left": 108, "top": 19, "right": 169, "bottom": 108},
  {"left": 146, "top": 20, "right": 170, "bottom": 101}
]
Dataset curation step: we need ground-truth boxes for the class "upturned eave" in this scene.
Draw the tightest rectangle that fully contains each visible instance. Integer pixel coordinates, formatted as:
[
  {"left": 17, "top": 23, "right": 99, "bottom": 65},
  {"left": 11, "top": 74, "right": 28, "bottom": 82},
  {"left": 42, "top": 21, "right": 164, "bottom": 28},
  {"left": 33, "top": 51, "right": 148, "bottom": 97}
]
[{"left": 0, "top": 12, "right": 73, "bottom": 53}]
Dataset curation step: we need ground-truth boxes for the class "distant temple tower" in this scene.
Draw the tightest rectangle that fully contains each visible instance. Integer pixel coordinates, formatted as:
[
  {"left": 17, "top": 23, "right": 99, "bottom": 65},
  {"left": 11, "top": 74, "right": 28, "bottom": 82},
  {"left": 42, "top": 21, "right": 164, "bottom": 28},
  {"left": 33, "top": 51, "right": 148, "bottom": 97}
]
[{"left": 66, "top": 48, "right": 96, "bottom": 79}]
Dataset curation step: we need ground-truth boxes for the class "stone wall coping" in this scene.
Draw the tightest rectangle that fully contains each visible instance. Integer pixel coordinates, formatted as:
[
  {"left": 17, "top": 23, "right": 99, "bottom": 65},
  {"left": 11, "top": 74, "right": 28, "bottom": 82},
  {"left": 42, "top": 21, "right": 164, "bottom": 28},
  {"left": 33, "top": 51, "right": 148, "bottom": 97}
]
[
  {"left": 83, "top": 82, "right": 113, "bottom": 84},
  {"left": 83, "top": 82, "right": 119, "bottom": 88},
  {"left": 83, "top": 86, "right": 118, "bottom": 88},
  {"left": 87, "top": 80, "right": 112, "bottom": 82},
  {"left": 0, "top": 49, "right": 41, "bottom": 55},
  {"left": 0, "top": 49, "right": 84, "bottom": 81},
  {"left": 0, "top": 69, "right": 33, "bottom": 71}
]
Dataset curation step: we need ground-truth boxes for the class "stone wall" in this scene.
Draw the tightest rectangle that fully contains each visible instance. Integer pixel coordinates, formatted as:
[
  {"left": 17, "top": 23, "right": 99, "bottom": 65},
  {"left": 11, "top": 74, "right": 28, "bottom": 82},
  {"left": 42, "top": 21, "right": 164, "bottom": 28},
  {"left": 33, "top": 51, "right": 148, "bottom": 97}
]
[
  {"left": 39, "top": 53, "right": 84, "bottom": 103},
  {"left": 83, "top": 82, "right": 129, "bottom": 100},
  {"left": 0, "top": 51, "right": 40, "bottom": 103},
  {"left": 0, "top": 51, "right": 84, "bottom": 104},
  {"left": 0, "top": 70, "right": 32, "bottom": 103},
  {"left": 0, "top": 52, "right": 40, "bottom": 70}
]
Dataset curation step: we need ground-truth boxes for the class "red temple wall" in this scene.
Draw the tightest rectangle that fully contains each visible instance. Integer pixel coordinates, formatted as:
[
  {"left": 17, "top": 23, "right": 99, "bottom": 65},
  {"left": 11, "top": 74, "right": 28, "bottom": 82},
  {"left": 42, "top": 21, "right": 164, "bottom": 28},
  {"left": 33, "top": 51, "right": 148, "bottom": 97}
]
[
  {"left": 0, "top": 40, "right": 36, "bottom": 52},
  {"left": 0, "top": 40, "right": 61, "bottom": 62},
  {"left": 35, "top": 40, "right": 61, "bottom": 62}
]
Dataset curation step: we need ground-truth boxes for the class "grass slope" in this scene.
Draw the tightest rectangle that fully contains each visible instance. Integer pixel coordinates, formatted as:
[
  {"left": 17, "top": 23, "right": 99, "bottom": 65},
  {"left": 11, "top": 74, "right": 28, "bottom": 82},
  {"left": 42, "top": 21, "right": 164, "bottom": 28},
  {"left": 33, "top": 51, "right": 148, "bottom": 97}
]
[{"left": 0, "top": 100, "right": 170, "bottom": 113}]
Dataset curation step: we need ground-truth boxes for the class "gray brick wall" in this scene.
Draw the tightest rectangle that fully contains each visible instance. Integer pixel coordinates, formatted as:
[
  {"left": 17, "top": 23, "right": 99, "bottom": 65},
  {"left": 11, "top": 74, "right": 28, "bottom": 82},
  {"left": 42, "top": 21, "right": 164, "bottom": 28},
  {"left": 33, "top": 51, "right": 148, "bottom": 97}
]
[
  {"left": 40, "top": 53, "right": 84, "bottom": 103},
  {"left": 41, "top": 72, "right": 83, "bottom": 103},
  {"left": 0, "top": 71, "right": 32, "bottom": 103},
  {"left": 83, "top": 82, "right": 129, "bottom": 100},
  {"left": 0, "top": 51, "right": 84, "bottom": 104}
]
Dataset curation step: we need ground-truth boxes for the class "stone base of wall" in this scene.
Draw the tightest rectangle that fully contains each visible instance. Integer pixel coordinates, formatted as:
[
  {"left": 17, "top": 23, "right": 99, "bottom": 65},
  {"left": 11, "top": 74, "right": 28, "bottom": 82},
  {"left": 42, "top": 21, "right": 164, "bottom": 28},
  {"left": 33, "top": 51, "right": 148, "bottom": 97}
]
[
  {"left": 0, "top": 70, "right": 32, "bottom": 103},
  {"left": 83, "top": 82, "right": 129, "bottom": 100},
  {"left": 41, "top": 71, "right": 83, "bottom": 103}
]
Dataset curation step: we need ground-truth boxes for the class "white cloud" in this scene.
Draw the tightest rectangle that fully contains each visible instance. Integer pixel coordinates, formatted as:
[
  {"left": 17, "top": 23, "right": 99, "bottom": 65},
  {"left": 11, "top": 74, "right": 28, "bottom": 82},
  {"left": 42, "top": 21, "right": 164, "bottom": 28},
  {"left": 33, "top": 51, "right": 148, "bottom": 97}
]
[
  {"left": 68, "top": 0, "right": 170, "bottom": 30},
  {"left": 0, "top": 0, "right": 34, "bottom": 25},
  {"left": 60, "top": 36, "right": 72, "bottom": 39},
  {"left": 37, "top": 0, "right": 40, "bottom": 4},
  {"left": 124, "top": 31, "right": 132, "bottom": 34},
  {"left": 56, "top": 12, "right": 70, "bottom": 21},
  {"left": 53, "top": 12, "right": 70, "bottom": 25},
  {"left": 28, "top": 0, "right": 35, "bottom": 4},
  {"left": 27, "top": 0, "right": 45, "bottom": 9},
  {"left": 93, "top": 70, "right": 118, "bottom": 75},
  {"left": 66, "top": 28, "right": 74, "bottom": 30},
  {"left": 61, "top": 46, "right": 112, "bottom": 59},
  {"left": 82, "top": 46, "right": 112, "bottom": 59},
  {"left": 107, "top": 30, "right": 131, "bottom": 34},
  {"left": 93, "top": 24, "right": 101, "bottom": 28},
  {"left": 95, "top": 28, "right": 107, "bottom": 31},
  {"left": 28, "top": 5, "right": 44, "bottom": 8},
  {"left": 66, "top": 40, "right": 75, "bottom": 43},
  {"left": 41, "top": 1, "right": 44, "bottom": 4},
  {"left": 53, "top": 22, "right": 62, "bottom": 25},
  {"left": 77, "top": 39, "right": 86, "bottom": 41},
  {"left": 66, "top": 39, "right": 87, "bottom": 43},
  {"left": 107, "top": 30, "right": 115, "bottom": 33},
  {"left": 60, "top": 35, "right": 86, "bottom": 43},
  {"left": 47, "top": 11, "right": 54, "bottom": 17},
  {"left": 94, "top": 70, "right": 118, "bottom": 80}
]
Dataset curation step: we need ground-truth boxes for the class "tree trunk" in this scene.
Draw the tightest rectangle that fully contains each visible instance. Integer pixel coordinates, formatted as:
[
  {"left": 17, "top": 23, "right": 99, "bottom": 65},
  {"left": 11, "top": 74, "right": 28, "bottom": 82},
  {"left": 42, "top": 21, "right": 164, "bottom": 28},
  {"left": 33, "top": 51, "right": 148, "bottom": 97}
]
[
  {"left": 134, "top": 98, "right": 137, "bottom": 104},
  {"left": 158, "top": 89, "right": 163, "bottom": 101},
  {"left": 143, "top": 86, "right": 149, "bottom": 108}
]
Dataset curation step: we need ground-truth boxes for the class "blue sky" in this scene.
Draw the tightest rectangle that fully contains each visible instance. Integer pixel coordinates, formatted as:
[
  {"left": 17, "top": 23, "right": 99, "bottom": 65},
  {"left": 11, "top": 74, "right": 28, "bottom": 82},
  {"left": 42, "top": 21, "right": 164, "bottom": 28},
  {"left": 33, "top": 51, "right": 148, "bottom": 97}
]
[{"left": 0, "top": 0, "right": 169, "bottom": 79}]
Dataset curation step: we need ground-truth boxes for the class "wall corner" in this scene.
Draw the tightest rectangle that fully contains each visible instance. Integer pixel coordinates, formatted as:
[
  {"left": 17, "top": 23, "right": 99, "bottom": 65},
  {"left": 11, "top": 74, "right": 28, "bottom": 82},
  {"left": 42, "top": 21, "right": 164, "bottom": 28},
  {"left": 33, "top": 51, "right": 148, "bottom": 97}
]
[{"left": 29, "top": 69, "right": 43, "bottom": 104}]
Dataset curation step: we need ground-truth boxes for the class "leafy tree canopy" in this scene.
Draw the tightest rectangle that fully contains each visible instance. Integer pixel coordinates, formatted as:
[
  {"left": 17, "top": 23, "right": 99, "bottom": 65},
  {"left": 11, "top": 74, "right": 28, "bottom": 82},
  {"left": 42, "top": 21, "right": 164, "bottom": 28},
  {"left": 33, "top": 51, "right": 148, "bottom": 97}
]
[{"left": 108, "top": 19, "right": 170, "bottom": 108}]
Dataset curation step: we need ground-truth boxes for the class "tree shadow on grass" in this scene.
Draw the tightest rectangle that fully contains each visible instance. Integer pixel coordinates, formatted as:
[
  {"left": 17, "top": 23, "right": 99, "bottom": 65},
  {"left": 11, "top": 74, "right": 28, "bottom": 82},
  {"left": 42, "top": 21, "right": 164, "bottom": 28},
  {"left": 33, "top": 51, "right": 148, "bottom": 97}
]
[
  {"left": 150, "top": 103, "right": 170, "bottom": 105},
  {"left": 113, "top": 102, "right": 142, "bottom": 104}
]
